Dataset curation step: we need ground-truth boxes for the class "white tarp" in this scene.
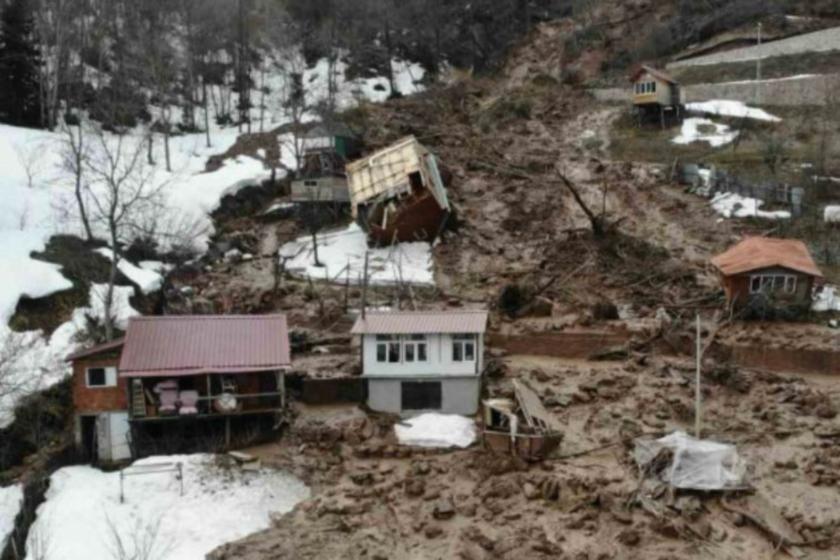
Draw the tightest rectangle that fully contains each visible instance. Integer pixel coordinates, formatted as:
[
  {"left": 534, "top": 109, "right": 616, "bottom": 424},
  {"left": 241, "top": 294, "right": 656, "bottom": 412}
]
[
  {"left": 394, "top": 413, "right": 476, "bottom": 448},
  {"left": 633, "top": 431, "right": 747, "bottom": 490}
]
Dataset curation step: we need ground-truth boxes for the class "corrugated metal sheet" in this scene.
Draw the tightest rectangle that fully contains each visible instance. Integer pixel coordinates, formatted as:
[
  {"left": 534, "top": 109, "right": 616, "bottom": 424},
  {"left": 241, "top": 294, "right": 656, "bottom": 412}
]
[
  {"left": 346, "top": 136, "right": 449, "bottom": 216},
  {"left": 66, "top": 338, "right": 125, "bottom": 362},
  {"left": 711, "top": 237, "right": 823, "bottom": 278},
  {"left": 119, "top": 315, "right": 291, "bottom": 377},
  {"left": 351, "top": 310, "right": 488, "bottom": 335}
]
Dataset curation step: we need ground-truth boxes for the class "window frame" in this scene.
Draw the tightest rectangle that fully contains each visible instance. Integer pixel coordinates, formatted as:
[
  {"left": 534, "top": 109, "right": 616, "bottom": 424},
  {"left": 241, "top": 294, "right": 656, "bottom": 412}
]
[
  {"left": 452, "top": 333, "right": 477, "bottom": 363},
  {"left": 375, "top": 335, "right": 401, "bottom": 363},
  {"left": 403, "top": 334, "right": 428, "bottom": 363},
  {"left": 748, "top": 273, "right": 799, "bottom": 295},
  {"left": 85, "top": 366, "right": 116, "bottom": 388}
]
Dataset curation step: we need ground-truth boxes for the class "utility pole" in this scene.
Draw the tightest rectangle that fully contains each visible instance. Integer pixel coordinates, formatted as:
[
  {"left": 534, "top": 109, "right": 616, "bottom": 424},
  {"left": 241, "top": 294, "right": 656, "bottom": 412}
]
[
  {"left": 361, "top": 251, "right": 369, "bottom": 319},
  {"left": 695, "top": 313, "right": 702, "bottom": 438},
  {"left": 755, "top": 23, "right": 763, "bottom": 104}
]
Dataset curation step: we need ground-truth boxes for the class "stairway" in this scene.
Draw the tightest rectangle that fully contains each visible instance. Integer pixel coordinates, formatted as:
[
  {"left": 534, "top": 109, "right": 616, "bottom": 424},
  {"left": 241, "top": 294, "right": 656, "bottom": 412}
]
[{"left": 131, "top": 380, "right": 146, "bottom": 418}]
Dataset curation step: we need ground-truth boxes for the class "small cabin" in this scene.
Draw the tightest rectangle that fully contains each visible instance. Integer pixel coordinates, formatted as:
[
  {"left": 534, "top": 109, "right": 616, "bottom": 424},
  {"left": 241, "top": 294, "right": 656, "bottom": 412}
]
[
  {"left": 711, "top": 237, "right": 823, "bottom": 314},
  {"left": 68, "top": 314, "right": 291, "bottom": 462},
  {"left": 291, "top": 122, "right": 361, "bottom": 204},
  {"left": 350, "top": 310, "right": 488, "bottom": 416},
  {"left": 630, "top": 65, "right": 682, "bottom": 126}
]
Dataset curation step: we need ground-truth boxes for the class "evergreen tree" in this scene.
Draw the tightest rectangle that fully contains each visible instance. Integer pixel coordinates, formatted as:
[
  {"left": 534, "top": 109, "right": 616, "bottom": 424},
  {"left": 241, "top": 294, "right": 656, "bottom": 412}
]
[{"left": 0, "top": 0, "right": 42, "bottom": 127}]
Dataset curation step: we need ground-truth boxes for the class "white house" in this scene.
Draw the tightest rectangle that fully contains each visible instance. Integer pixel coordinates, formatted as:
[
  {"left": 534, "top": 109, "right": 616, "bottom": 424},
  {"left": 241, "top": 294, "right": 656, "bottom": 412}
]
[{"left": 350, "top": 310, "right": 488, "bottom": 415}]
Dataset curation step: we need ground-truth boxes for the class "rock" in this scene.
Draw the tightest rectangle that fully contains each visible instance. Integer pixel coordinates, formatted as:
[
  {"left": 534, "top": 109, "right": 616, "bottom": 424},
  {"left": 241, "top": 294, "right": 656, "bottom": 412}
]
[
  {"left": 523, "top": 482, "right": 541, "bottom": 500},
  {"left": 617, "top": 529, "right": 640, "bottom": 546},
  {"left": 224, "top": 248, "right": 242, "bottom": 264},
  {"left": 424, "top": 525, "right": 444, "bottom": 539},
  {"left": 405, "top": 479, "right": 425, "bottom": 497},
  {"left": 775, "top": 459, "right": 798, "bottom": 470},
  {"left": 433, "top": 498, "right": 456, "bottom": 520},
  {"left": 540, "top": 478, "right": 560, "bottom": 501}
]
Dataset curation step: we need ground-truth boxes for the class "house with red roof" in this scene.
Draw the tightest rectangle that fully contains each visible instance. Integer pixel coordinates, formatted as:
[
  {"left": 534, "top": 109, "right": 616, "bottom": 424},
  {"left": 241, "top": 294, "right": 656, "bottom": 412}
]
[
  {"left": 711, "top": 237, "right": 823, "bottom": 312},
  {"left": 67, "top": 314, "right": 291, "bottom": 462}
]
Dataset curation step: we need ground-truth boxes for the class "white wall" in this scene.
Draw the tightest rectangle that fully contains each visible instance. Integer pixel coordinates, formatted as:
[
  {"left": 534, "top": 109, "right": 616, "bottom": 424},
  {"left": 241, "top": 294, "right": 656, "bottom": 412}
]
[
  {"left": 367, "top": 377, "right": 481, "bottom": 416},
  {"left": 361, "top": 333, "right": 484, "bottom": 377}
]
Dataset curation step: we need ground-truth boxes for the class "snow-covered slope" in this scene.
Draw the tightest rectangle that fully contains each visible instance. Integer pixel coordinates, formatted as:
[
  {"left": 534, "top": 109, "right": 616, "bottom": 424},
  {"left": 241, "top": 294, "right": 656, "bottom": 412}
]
[
  {"left": 25, "top": 455, "right": 309, "bottom": 560},
  {"left": 0, "top": 54, "right": 425, "bottom": 427},
  {"left": 0, "top": 484, "right": 23, "bottom": 551}
]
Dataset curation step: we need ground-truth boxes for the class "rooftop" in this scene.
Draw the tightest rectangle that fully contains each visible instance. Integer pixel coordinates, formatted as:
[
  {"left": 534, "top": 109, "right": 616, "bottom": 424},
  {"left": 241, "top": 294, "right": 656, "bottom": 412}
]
[
  {"left": 119, "top": 314, "right": 291, "bottom": 378},
  {"left": 350, "top": 310, "right": 488, "bottom": 335},
  {"left": 711, "top": 237, "right": 823, "bottom": 278},
  {"left": 630, "top": 65, "right": 678, "bottom": 85}
]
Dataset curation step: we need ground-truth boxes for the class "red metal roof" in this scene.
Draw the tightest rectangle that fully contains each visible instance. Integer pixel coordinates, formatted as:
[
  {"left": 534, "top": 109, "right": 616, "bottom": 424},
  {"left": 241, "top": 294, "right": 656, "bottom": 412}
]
[
  {"left": 119, "top": 315, "right": 291, "bottom": 378},
  {"left": 65, "top": 338, "right": 125, "bottom": 362},
  {"left": 630, "top": 65, "right": 678, "bottom": 85},
  {"left": 351, "top": 310, "right": 488, "bottom": 335},
  {"left": 711, "top": 237, "right": 823, "bottom": 278}
]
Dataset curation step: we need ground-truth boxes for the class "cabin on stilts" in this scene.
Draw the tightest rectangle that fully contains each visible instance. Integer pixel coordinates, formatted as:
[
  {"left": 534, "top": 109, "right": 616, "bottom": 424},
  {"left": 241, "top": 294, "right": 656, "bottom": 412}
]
[{"left": 630, "top": 65, "right": 683, "bottom": 128}]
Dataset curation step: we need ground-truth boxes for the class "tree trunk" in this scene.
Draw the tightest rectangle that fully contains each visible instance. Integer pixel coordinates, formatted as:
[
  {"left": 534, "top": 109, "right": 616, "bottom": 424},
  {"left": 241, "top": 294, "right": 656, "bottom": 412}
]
[
  {"left": 163, "top": 108, "right": 172, "bottom": 172},
  {"left": 147, "top": 130, "right": 155, "bottom": 165},
  {"left": 203, "top": 78, "right": 211, "bottom": 148},
  {"left": 311, "top": 231, "right": 321, "bottom": 267}
]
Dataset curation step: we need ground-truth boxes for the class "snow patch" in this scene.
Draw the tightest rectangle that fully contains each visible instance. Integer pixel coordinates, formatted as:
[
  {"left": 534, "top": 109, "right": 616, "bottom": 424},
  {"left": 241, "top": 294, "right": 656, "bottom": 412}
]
[
  {"left": 96, "top": 249, "right": 163, "bottom": 294},
  {"left": 0, "top": 230, "right": 73, "bottom": 325},
  {"left": 0, "top": 283, "right": 137, "bottom": 428},
  {"left": 711, "top": 192, "right": 791, "bottom": 220},
  {"left": 825, "top": 206, "right": 840, "bottom": 223},
  {"left": 0, "top": 484, "right": 23, "bottom": 550},
  {"left": 279, "top": 223, "right": 434, "bottom": 286},
  {"left": 394, "top": 413, "right": 476, "bottom": 449},
  {"left": 673, "top": 118, "right": 738, "bottom": 147},
  {"left": 686, "top": 100, "right": 781, "bottom": 122},
  {"left": 814, "top": 285, "right": 840, "bottom": 312},
  {"left": 25, "top": 454, "right": 309, "bottom": 560}
]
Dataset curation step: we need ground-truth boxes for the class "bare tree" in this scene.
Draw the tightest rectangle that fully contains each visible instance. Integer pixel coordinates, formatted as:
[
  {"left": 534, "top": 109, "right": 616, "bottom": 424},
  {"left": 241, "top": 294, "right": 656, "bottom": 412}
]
[
  {"left": 60, "top": 116, "right": 96, "bottom": 242},
  {"left": 84, "top": 126, "right": 162, "bottom": 341},
  {"left": 106, "top": 516, "right": 175, "bottom": 560}
]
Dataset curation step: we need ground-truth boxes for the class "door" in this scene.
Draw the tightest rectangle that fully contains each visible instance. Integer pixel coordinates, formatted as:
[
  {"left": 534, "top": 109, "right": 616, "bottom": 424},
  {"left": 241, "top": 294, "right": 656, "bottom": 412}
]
[
  {"left": 80, "top": 415, "right": 98, "bottom": 462},
  {"left": 109, "top": 412, "right": 132, "bottom": 461},
  {"left": 401, "top": 381, "right": 442, "bottom": 411},
  {"left": 96, "top": 414, "right": 111, "bottom": 462}
]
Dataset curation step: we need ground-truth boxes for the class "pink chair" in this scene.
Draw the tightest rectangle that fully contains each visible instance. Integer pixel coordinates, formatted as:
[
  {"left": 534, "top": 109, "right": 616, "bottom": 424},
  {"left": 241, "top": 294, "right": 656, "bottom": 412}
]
[
  {"left": 179, "top": 390, "right": 199, "bottom": 415},
  {"left": 154, "top": 380, "right": 179, "bottom": 415}
]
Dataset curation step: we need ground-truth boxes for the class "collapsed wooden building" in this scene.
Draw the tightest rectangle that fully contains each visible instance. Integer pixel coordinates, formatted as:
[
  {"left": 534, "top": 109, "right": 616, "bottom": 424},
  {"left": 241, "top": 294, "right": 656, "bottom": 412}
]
[
  {"left": 482, "top": 379, "right": 563, "bottom": 461},
  {"left": 346, "top": 136, "right": 451, "bottom": 246}
]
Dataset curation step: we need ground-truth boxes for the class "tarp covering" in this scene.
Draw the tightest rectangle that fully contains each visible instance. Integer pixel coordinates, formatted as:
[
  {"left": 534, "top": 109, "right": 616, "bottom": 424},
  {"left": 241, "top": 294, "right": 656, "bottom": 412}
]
[{"left": 633, "top": 431, "right": 748, "bottom": 491}]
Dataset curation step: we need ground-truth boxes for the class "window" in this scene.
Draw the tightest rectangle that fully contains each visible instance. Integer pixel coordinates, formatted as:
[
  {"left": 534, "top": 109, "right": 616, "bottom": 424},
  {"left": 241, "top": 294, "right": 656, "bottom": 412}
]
[
  {"left": 452, "top": 334, "right": 476, "bottom": 362},
  {"left": 749, "top": 274, "right": 798, "bottom": 295},
  {"left": 401, "top": 381, "right": 442, "bottom": 411},
  {"left": 403, "top": 334, "right": 428, "bottom": 363},
  {"left": 375, "top": 335, "right": 400, "bottom": 363},
  {"left": 86, "top": 366, "right": 117, "bottom": 388},
  {"left": 651, "top": 81, "right": 657, "bottom": 92}
]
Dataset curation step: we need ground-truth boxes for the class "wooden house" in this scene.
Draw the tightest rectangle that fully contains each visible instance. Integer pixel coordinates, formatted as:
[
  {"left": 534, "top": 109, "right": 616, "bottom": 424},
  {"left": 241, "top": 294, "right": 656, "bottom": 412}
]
[
  {"left": 630, "top": 65, "right": 682, "bottom": 127},
  {"left": 711, "top": 237, "right": 823, "bottom": 312},
  {"left": 346, "top": 136, "right": 451, "bottom": 246},
  {"left": 291, "top": 122, "right": 362, "bottom": 204},
  {"left": 350, "top": 310, "right": 487, "bottom": 415},
  {"left": 68, "top": 314, "right": 291, "bottom": 462}
]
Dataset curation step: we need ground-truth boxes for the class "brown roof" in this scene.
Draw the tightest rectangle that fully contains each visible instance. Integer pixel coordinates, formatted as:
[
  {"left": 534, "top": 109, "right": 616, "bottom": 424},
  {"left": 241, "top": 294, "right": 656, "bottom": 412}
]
[
  {"left": 711, "top": 237, "right": 823, "bottom": 278},
  {"left": 119, "top": 315, "right": 291, "bottom": 378},
  {"left": 351, "top": 310, "right": 488, "bottom": 335},
  {"left": 65, "top": 338, "right": 125, "bottom": 362},
  {"left": 630, "top": 65, "right": 678, "bottom": 85}
]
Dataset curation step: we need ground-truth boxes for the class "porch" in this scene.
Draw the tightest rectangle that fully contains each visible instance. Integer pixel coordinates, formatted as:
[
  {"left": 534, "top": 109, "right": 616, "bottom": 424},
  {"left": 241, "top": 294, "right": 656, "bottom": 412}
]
[{"left": 127, "top": 371, "right": 286, "bottom": 422}]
